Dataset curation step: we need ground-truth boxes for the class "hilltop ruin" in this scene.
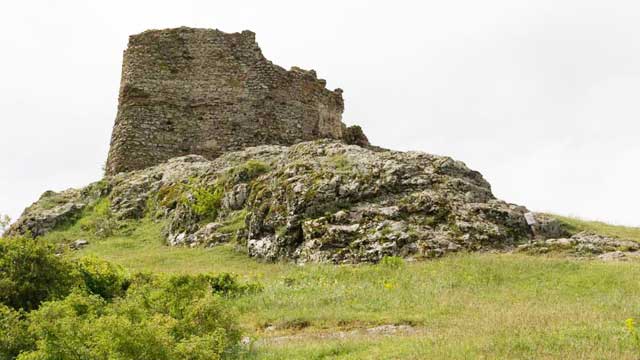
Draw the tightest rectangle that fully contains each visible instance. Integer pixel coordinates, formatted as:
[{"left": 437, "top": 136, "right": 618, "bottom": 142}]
[
  {"left": 10, "top": 27, "right": 579, "bottom": 264},
  {"left": 105, "top": 27, "right": 368, "bottom": 175}
]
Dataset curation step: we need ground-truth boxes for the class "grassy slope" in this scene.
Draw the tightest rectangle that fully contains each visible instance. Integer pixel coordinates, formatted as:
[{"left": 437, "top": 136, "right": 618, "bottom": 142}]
[
  {"left": 548, "top": 213, "right": 640, "bottom": 242},
  {"left": 36, "top": 216, "right": 640, "bottom": 359}
]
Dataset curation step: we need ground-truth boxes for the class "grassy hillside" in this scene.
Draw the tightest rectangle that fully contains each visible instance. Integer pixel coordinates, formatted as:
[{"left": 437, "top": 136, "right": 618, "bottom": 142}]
[
  {"left": 548, "top": 213, "right": 640, "bottom": 242},
  {"left": 29, "top": 216, "right": 640, "bottom": 359}
]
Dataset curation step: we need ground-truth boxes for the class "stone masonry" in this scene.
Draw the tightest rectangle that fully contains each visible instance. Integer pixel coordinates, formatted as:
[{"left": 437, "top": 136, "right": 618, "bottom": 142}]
[{"left": 105, "top": 27, "right": 368, "bottom": 175}]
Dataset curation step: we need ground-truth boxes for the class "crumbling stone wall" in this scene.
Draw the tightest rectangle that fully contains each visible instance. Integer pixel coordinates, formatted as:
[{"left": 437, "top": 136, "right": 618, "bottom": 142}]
[{"left": 105, "top": 27, "right": 368, "bottom": 175}]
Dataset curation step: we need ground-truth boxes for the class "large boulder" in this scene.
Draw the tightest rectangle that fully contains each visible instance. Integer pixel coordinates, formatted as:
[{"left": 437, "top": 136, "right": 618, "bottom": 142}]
[{"left": 9, "top": 140, "right": 535, "bottom": 263}]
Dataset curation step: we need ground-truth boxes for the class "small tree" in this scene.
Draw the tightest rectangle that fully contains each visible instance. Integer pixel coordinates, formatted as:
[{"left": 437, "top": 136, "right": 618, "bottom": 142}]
[
  {"left": 0, "top": 237, "right": 79, "bottom": 311},
  {"left": 0, "top": 214, "right": 10, "bottom": 235}
]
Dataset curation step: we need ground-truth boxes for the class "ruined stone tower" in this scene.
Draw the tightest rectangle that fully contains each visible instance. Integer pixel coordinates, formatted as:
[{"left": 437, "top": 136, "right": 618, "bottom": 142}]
[{"left": 105, "top": 27, "right": 368, "bottom": 175}]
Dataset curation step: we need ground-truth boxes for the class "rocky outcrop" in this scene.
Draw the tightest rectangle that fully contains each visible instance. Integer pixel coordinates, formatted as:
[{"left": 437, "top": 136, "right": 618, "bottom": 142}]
[
  {"left": 105, "top": 27, "right": 369, "bottom": 175},
  {"left": 10, "top": 140, "right": 537, "bottom": 263},
  {"left": 518, "top": 231, "right": 640, "bottom": 257},
  {"left": 7, "top": 184, "right": 108, "bottom": 238}
]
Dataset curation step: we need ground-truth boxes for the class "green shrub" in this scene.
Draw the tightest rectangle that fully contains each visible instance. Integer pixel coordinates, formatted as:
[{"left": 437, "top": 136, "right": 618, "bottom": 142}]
[
  {"left": 76, "top": 256, "right": 129, "bottom": 299},
  {"left": 0, "top": 214, "right": 10, "bottom": 235},
  {"left": 206, "top": 273, "right": 262, "bottom": 296},
  {"left": 0, "top": 237, "right": 79, "bottom": 311},
  {"left": 15, "top": 278, "right": 243, "bottom": 359},
  {"left": 174, "top": 333, "right": 233, "bottom": 360},
  {"left": 182, "top": 181, "right": 224, "bottom": 221},
  {"left": 0, "top": 239, "right": 254, "bottom": 360},
  {"left": 112, "top": 275, "right": 242, "bottom": 358},
  {"left": 19, "top": 292, "right": 106, "bottom": 360},
  {"left": 142, "top": 273, "right": 261, "bottom": 307},
  {"left": 156, "top": 183, "right": 184, "bottom": 209},
  {"left": 228, "top": 160, "right": 270, "bottom": 183},
  {"left": 0, "top": 304, "right": 33, "bottom": 359},
  {"left": 172, "top": 293, "right": 241, "bottom": 354},
  {"left": 142, "top": 274, "right": 214, "bottom": 319},
  {"left": 0, "top": 235, "right": 250, "bottom": 359}
]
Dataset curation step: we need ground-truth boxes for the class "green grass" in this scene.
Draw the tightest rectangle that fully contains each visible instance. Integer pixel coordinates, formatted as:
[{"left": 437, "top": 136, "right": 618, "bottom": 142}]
[
  {"left": 218, "top": 210, "right": 248, "bottom": 234},
  {"left": 328, "top": 154, "right": 351, "bottom": 172},
  {"left": 36, "top": 217, "right": 640, "bottom": 359},
  {"left": 550, "top": 214, "right": 640, "bottom": 242},
  {"left": 238, "top": 255, "right": 640, "bottom": 359},
  {"left": 74, "top": 220, "right": 288, "bottom": 277}
]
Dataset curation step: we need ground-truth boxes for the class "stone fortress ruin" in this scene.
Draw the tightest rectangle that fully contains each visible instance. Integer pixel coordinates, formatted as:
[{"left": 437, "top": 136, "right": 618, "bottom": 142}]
[
  {"left": 105, "top": 27, "right": 369, "bottom": 175},
  {"left": 13, "top": 26, "right": 600, "bottom": 266}
]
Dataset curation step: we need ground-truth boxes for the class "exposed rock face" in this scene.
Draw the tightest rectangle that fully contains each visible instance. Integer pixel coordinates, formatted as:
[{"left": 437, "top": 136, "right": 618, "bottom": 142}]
[
  {"left": 10, "top": 141, "right": 534, "bottom": 263},
  {"left": 519, "top": 231, "right": 640, "bottom": 257},
  {"left": 105, "top": 27, "right": 368, "bottom": 175},
  {"left": 529, "top": 213, "right": 571, "bottom": 239},
  {"left": 7, "top": 186, "right": 108, "bottom": 238}
]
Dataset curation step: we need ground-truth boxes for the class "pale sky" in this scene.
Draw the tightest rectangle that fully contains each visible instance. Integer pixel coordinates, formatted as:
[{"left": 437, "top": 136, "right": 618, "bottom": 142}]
[{"left": 1, "top": 0, "right": 638, "bottom": 226}]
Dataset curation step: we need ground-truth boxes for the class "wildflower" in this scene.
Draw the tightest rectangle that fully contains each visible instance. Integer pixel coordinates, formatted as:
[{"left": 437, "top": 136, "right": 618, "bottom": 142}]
[{"left": 627, "top": 317, "right": 640, "bottom": 354}]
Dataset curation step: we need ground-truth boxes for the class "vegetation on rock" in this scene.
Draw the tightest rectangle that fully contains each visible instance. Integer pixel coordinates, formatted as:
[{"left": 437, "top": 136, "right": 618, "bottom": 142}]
[{"left": 8, "top": 141, "right": 538, "bottom": 263}]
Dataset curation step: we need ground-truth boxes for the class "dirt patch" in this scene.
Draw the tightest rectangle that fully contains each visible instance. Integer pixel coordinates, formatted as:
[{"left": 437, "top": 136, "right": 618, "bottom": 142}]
[{"left": 250, "top": 324, "right": 418, "bottom": 346}]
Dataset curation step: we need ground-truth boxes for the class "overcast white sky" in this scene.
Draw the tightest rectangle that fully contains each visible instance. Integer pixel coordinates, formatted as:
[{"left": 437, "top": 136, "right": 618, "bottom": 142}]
[{"left": 0, "top": 0, "right": 638, "bottom": 226}]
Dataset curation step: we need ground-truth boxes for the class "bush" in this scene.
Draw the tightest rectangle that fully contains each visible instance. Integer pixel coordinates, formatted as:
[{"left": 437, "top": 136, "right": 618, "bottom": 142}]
[
  {"left": 0, "top": 237, "right": 251, "bottom": 359},
  {"left": 75, "top": 256, "right": 129, "bottom": 299},
  {"left": 18, "top": 292, "right": 107, "bottom": 360},
  {"left": 207, "top": 273, "right": 262, "bottom": 296},
  {"left": 182, "top": 181, "right": 224, "bottom": 221},
  {"left": 0, "top": 237, "right": 79, "bottom": 311},
  {"left": 131, "top": 273, "right": 260, "bottom": 318},
  {"left": 0, "top": 305, "right": 33, "bottom": 359},
  {"left": 14, "top": 279, "right": 243, "bottom": 359},
  {"left": 0, "top": 214, "right": 10, "bottom": 235}
]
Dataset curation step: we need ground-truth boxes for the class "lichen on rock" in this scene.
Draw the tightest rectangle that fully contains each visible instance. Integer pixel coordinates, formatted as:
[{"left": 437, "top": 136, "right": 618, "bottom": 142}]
[
  {"left": 518, "top": 230, "right": 640, "bottom": 257},
  {"left": 7, "top": 181, "right": 110, "bottom": 238},
  {"left": 9, "top": 140, "right": 537, "bottom": 263}
]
